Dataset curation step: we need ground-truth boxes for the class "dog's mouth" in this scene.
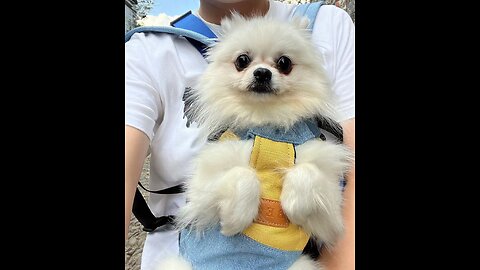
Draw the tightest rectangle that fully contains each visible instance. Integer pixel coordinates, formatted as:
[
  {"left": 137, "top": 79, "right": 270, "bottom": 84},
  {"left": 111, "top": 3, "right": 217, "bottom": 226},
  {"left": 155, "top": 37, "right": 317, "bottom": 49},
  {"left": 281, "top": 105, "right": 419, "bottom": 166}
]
[{"left": 247, "top": 83, "right": 277, "bottom": 94}]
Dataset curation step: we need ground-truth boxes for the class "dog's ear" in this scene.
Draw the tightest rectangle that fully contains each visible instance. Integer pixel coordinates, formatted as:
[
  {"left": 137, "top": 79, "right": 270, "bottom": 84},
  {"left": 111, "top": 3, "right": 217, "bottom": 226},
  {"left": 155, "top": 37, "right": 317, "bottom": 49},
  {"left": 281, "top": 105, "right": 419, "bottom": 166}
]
[
  {"left": 291, "top": 16, "right": 310, "bottom": 30},
  {"left": 220, "top": 11, "right": 246, "bottom": 33}
]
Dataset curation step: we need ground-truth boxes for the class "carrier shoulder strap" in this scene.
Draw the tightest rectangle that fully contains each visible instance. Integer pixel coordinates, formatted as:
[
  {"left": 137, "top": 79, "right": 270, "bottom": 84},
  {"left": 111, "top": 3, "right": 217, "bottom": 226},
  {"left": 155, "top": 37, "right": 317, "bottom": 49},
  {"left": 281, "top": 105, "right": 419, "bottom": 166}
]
[
  {"left": 291, "top": 1, "right": 324, "bottom": 30},
  {"left": 125, "top": 11, "right": 216, "bottom": 56}
]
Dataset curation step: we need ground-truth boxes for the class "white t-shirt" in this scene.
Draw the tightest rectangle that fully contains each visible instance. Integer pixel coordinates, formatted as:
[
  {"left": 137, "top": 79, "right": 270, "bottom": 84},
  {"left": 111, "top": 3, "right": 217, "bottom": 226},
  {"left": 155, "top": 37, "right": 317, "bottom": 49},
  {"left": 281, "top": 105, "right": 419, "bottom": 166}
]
[{"left": 125, "top": 1, "right": 355, "bottom": 269}]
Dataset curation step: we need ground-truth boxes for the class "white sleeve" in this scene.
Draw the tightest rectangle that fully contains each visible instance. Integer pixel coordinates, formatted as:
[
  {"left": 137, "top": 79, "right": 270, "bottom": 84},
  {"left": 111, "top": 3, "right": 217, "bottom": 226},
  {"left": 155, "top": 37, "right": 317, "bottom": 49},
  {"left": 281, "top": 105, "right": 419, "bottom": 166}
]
[
  {"left": 125, "top": 33, "right": 164, "bottom": 141},
  {"left": 312, "top": 6, "right": 355, "bottom": 122}
]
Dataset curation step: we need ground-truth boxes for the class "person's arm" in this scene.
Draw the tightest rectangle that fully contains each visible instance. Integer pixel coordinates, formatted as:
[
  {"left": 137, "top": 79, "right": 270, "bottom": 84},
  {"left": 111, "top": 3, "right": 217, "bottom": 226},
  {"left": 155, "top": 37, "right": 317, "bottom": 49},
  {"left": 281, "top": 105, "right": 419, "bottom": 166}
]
[
  {"left": 315, "top": 6, "right": 355, "bottom": 268},
  {"left": 125, "top": 33, "right": 166, "bottom": 240},
  {"left": 125, "top": 125, "right": 150, "bottom": 240},
  {"left": 320, "top": 117, "right": 355, "bottom": 269}
]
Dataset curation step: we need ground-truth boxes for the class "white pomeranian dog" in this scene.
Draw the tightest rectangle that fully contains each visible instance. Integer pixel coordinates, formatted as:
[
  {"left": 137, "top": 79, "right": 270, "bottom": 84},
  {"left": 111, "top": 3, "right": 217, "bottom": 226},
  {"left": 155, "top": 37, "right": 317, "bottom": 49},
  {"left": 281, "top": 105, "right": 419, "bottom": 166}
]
[{"left": 157, "top": 13, "right": 352, "bottom": 270}]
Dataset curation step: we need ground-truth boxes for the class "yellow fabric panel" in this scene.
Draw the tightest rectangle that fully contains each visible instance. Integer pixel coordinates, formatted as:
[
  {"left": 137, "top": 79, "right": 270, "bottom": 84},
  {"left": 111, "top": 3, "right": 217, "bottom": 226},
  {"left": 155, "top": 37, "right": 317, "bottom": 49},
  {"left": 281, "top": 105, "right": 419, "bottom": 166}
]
[
  {"left": 249, "top": 136, "right": 294, "bottom": 200},
  {"left": 216, "top": 131, "right": 309, "bottom": 250},
  {"left": 244, "top": 136, "right": 309, "bottom": 251},
  {"left": 249, "top": 136, "right": 295, "bottom": 170},
  {"left": 243, "top": 222, "right": 309, "bottom": 251}
]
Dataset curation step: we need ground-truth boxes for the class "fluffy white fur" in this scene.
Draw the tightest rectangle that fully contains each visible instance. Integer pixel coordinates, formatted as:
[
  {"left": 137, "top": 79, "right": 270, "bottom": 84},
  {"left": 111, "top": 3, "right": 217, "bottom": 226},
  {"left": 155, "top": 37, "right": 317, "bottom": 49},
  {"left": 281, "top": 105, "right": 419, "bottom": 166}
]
[
  {"left": 288, "top": 255, "right": 324, "bottom": 270},
  {"left": 155, "top": 256, "right": 192, "bottom": 270},
  {"left": 185, "top": 13, "right": 336, "bottom": 137},
  {"left": 176, "top": 140, "right": 260, "bottom": 236},
  {"left": 281, "top": 139, "right": 351, "bottom": 247},
  {"left": 170, "top": 13, "right": 352, "bottom": 269}
]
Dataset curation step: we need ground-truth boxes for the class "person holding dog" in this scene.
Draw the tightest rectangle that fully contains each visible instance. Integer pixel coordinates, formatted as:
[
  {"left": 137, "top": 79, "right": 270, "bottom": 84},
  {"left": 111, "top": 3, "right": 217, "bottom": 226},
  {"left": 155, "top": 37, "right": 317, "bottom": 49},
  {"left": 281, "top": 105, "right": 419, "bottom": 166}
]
[{"left": 125, "top": 0, "right": 355, "bottom": 269}]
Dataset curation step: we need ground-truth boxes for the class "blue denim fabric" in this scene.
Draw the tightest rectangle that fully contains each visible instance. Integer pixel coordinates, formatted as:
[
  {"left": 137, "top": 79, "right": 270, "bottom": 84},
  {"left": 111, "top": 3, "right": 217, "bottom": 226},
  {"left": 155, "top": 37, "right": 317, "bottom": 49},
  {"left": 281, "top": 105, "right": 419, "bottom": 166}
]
[
  {"left": 179, "top": 226, "right": 302, "bottom": 270},
  {"left": 290, "top": 1, "right": 325, "bottom": 30},
  {"left": 125, "top": 25, "right": 216, "bottom": 45},
  {"left": 233, "top": 118, "right": 322, "bottom": 146}
]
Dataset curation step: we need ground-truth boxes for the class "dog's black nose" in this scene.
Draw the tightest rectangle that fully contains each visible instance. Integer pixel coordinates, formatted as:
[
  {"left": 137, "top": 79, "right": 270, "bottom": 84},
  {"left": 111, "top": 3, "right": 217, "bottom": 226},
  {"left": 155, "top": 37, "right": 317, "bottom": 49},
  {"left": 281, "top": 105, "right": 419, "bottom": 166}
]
[{"left": 253, "top": 68, "right": 272, "bottom": 83}]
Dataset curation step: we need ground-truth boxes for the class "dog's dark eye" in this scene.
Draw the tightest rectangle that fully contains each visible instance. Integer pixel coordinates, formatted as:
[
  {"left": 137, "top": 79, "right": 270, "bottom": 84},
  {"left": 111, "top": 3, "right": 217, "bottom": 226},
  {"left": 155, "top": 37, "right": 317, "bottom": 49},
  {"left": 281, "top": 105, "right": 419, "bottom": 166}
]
[
  {"left": 235, "top": 54, "right": 251, "bottom": 71},
  {"left": 276, "top": 56, "right": 293, "bottom": 75}
]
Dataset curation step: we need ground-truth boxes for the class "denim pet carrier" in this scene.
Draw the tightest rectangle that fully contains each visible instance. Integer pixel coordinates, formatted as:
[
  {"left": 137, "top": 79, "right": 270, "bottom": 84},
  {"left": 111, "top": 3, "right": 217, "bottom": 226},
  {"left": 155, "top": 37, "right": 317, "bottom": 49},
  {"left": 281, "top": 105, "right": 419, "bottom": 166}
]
[{"left": 125, "top": 1, "right": 339, "bottom": 262}]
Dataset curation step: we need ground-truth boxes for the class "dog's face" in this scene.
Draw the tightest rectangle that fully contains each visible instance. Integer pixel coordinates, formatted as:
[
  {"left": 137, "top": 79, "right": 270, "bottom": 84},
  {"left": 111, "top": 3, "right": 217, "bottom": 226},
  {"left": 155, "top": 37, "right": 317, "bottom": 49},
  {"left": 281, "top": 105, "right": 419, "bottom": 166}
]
[{"left": 192, "top": 14, "right": 334, "bottom": 131}]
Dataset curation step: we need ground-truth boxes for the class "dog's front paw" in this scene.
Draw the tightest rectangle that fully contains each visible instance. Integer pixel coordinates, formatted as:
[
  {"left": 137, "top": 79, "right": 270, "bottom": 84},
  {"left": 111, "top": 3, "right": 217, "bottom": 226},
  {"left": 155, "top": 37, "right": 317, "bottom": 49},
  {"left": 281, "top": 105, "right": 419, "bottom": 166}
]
[
  {"left": 281, "top": 163, "right": 343, "bottom": 244},
  {"left": 217, "top": 166, "right": 261, "bottom": 236},
  {"left": 281, "top": 163, "right": 329, "bottom": 225}
]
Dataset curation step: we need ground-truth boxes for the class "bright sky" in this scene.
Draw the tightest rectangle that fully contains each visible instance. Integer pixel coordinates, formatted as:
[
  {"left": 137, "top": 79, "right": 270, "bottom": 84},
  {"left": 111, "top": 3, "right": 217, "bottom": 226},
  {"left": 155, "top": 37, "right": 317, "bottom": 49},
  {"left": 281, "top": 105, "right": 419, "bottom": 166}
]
[{"left": 149, "top": 0, "right": 200, "bottom": 17}]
